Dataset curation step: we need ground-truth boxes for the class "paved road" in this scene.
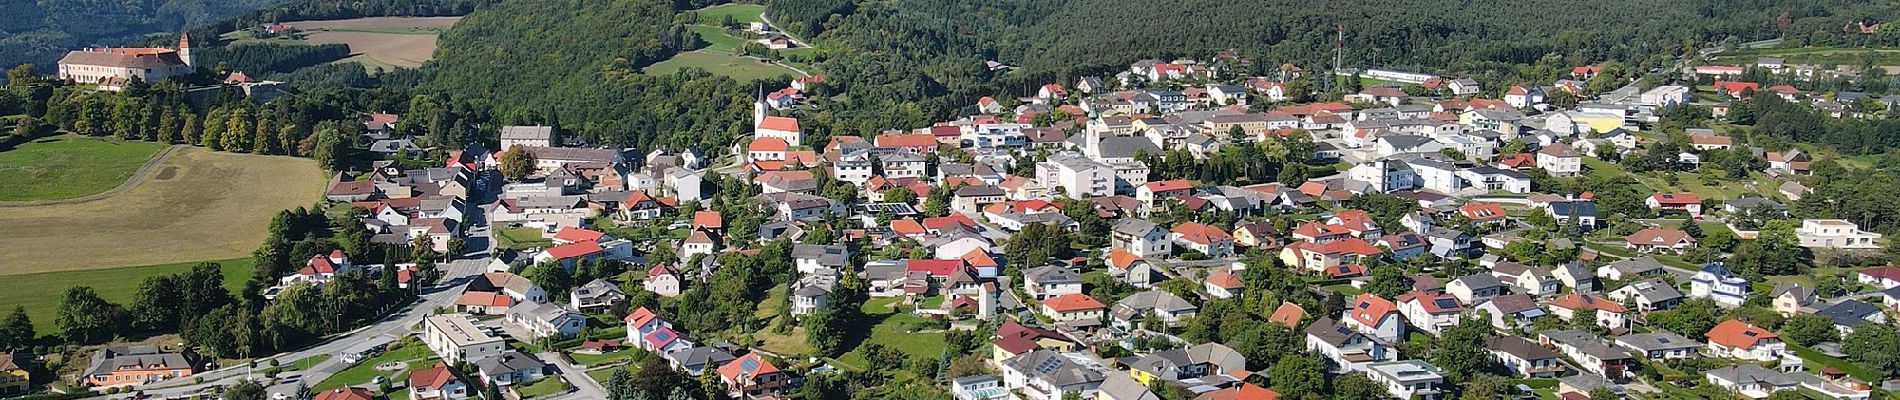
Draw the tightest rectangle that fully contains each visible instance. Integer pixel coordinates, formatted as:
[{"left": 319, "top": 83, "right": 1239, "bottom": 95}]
[{"left": 537, "top": 352, "right": 607, "bottom": 400}]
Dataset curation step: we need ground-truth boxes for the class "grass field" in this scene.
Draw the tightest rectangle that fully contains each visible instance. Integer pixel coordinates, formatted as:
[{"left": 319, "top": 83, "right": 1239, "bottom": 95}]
[
  {"left": 688, "top": 25, "right": 749, "bottom": 52},
  {"left": 515, "top": 377, "right": 568, "bottom": 398},
  {"left": 834, "top": 297, "right": 946, "bottom": 369},
  {"left": 496, "top": 227, "right": 551, "bottom": 250},
  {"left": 0, "top": 135, "right": 166, "bottom": 201},
  {"left": 0, "top": 258, "right": 250, "bottom": 333},
  {"left": 1712, "top": 46, "right": 1900, "bottom": 68},
  {"left": 227, "top": 17, "right": 462, "bottom": 70},
  {"left": 646, "top": 50, "right": 798, "bottom": 82},
  {"left": 0, "top": 147, "right": 328, "bottom": 274},
  {"left": 314, "top": 341, "right": 436, "bottom": 390},
  {"left": 690, "top": 4, "right": 764, "bottom": 25}
]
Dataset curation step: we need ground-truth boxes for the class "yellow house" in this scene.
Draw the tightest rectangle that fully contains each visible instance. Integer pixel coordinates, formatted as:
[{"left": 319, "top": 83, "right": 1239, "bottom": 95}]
[
  {"left": 0, "top": 352, "right": 29, "bottom": 395},
  {"left": 1549, "top": 111, "right": 1624, "bottom": 134}
]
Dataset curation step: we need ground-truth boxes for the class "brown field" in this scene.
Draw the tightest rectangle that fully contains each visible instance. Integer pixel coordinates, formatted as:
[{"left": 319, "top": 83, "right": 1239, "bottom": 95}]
[
  {"left": 285, "top": 17, "right": 463, "bottom": 69},
  {"left": 0, "top": 147, "right": 327, "bottom": 275}
]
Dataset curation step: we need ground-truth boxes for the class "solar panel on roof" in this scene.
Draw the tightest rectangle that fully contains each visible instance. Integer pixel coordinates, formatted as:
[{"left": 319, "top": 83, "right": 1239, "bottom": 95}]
[
  {"left": 1358, "top": 301, "right": 1371, "bottom": 308},
  {"left": 1433, "top": 299, "right": 1459, "bottom": 309},
  {"left": 741, "top": 358, "right": 760, "bottom": 370}
]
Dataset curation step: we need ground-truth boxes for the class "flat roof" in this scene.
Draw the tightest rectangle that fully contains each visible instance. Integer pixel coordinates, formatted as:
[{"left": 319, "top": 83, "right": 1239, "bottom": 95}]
[{"left": 426, "top": 314, "right": 503, "bottom": 347}]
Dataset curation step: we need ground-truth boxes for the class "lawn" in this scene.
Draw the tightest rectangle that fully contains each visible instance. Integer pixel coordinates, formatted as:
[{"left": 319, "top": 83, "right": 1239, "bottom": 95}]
[
  {"left": 1788, "top": 343, "right": 1882, "bottom": 382},
  {"left": 0, "top": 147, "right": 328, "bottom": 274},
  {"left": 514, "top": 377, "right": 568, "bottom": 398},
  {"left": 568, "top": 347, "right": 642, "bottom": 366},
  {"left": 0, "top": 257, "right": 250, "bottom": 333},
  {"left": 0, "top": 134, "right": 167, "bottom": 201},
  {"left": 834, "top": 297, "right": 946, "bottom": 369},
  {"left": 315, "top": 341, "right": 437, "bottom": 390},
  {"left": 497, "top": 227, "right": 551, "bottom": 250},
  {"left": 690, "top": 3, "right": 765, "bottom": 25},
  {"left": 1712, "top": 46, "right": 1900, "bottom": 67},
  {"left": 645, "top": 51, "right": 799, "bottom": 82},
  {"left": 688, "top": 25, "right": 750, "bottom": 52}
]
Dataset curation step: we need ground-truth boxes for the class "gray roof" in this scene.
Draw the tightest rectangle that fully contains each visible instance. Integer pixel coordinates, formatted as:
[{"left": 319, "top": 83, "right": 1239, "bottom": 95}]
[
  {"left": 1128, "top": 343, "right": 1245, "bottom": 381},
  {"left": 1539, "top": 329, "right": 1633, "bottom": 361},
  {"left": 955, "top": 185, "right": 1006, "bottom": 197},
  {"left": 1816, "top": 300, "right": 1883, "bottom": 328},
  {"left": 1024, "top": 265, "right": 1083, "bottom": 286},
  {"left": 1482, "top": 293, "right": 1540, "bottom": 314},
  {"left": 474, "top": 351, "right": 545, "bottom": 376},
  {"left": 1112, "top": 218, "right": 1162, "bottom": 236},
  {"left": 1486, "top": 336, "right": 1560, "bottom": 360},
  {"left": 1113, "top": 290, "right": 1197, "bottom": 316},
  {"left": 1547, "top": 201, "right": 1598, "bottom": 219},
  {"left": 1097, "top": 374, "right": 1160, "bottom": 400},
  {"left": 792, "top": 244, "right": 850, "bottom": 268},
  {"left": 1615, "top": 332, "right": 1700, "bottom": 352},
  {"left": 1380, "top": 135, "right": 1435, "bottom": 149},
  {"left": 500, "top": 126, "right": 554, "bottom": 140},
  {"left": 1769, "top": 282, "right": 1813, "bottom": 305},
  {"left": 1614, "top": 278, "right": 1683, "bottom": 303},
  {"left": 1002, "top": 349, "right": 1105, "bottom": 387},
  {"left": 60, "top": 49, "right": 187, "bottom": 69},
  {"left": 664, "top": 346, "right": 735, "bottom": 370},
  {"left": 1605, "top": 257, "right": 1666, "bottom": 276},
  {"left": 1452, "top": 273, "right": 1502, "bottom": 290},
  {"left": 1302, "top": 317, "right": 1362, "bottom": 346},
  {"left": 1096, "top": 136, "right": 1162, "bottom": 159},
  {"left": 1706, "top": 364, "right": 1796, "bottom": 387},
  {"left": 87, "top": 345, "right": 196, "bottom": 378}
]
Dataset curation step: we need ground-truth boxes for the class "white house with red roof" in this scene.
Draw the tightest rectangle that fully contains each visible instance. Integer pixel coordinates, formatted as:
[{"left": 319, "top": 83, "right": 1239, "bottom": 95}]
[
  {"left": 623, "top": 307, "right": 671, "bottom": 340},
  {"left": 1548, "top": 293, "right": 1628, "bottom": 331},
  {"left": 1705, "top": 319, "right": 1785, "bottom": 361},
  {"left": 1136, "top": 179, "right": 1194, "bottom": 212},
  {"left": 550, "top": 227, "right": 608, "bottom": 245},
  {"left": 1204, "top": 269, "right": 1244, "bottom": 299},
  {"left": 406, "top": 362, "right": 468, "bottom": 400},
  {"left": 1395, "top": 291, "right": 1464, "bottom": 336},
  {"left": 1036, "top": 83, "right": 1067, "bottom": 102},
  {"left": 279, "top": 250, "right": 351, "bottom": 286},
  {"left": 1170, "top": 221, "right": 1235, "bottom": 257},
  {"left": 1279, "top": 238, "right": 1381, "bottom": 274},
  {"left": 534, "top": 240, "right": 604, "bottom": 269},
  {"left": 1646, "top": 193, "right": 1703, "bottom": 216},
  {"left": 1344, "top": 293, "right": 1405, "bottom": 342},
  {"left": 1859, "top": 266, "right": 1900, "bottom": 289},
  {"left": 642, "top": 264, "right": 681, "bottom": 297}
]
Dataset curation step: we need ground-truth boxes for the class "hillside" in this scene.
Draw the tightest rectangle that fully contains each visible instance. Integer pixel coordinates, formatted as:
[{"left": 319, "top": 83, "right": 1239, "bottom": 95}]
[
  {"left": 0, "top": 0, "right": 283, "bottom": 73},
  {"left": 425, "top": 0, "right": 758, "bottom": 152}
]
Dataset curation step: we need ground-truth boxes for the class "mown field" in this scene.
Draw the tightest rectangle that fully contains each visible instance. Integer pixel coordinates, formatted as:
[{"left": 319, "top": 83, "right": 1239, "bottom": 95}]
[
  {"left": 0, "top": 258, "right": 250, "bottom": 333},
  {"left": 647, "top": 4, "right": 807, "bottom": 81},
  {"left": 227, "top": 17, "right": 462, "bottom": 70},
  {"left": 646, "top": 50, "right": 801, "bottom": 82},
  {"left": 0, "top": 135, "right": 166, "bottom": 201},
  {"left": 0, "top": 146, "right": 328, "bottom": 274}
]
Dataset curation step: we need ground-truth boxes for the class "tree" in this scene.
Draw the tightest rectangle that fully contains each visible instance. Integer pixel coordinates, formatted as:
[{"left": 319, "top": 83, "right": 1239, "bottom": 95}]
[
  {"left": 1648, "top": 298, "right": 1720, "bottom": 339},
  {"left": 1267, "top": 355, "right": 1325, "bottom": 399},
  {"left": 56, "top": 286, "right": 124, "bottom": 344},
  {"left": 1780, "top": 314, "right": 1837, "bottom": 347},
  {"left": 5, "top": 64, "right": 35, "bottom": 86},
  {"left": 0, "top": 307, "right": 32, "bottom": 349},
  {"left": 224, "top": 380, "right": 267, "bottom": 400},
  {"left": 223, "top": 107, "right": 254, "bottom": 153},
  {"left": 1842, "top": 323, "right": 1900, "bottom": 378},
  {"left": 883, "top": 188, "right": 918, "bottom": 204},
  {"left": 1363, "top": 264, "right": 1407, "bottom": 298},
  {"left": 1430, "top": 317, "right": 1495, "bottom": 380},
  {"left": 311, "top": 126, "right": 348, "bottom": 171},
  {"left": 1331, "top": 373, "right": 1392, "bottom": 400},
  {"left": 499, "top": 145, "right": 538, "bottom": 181}
]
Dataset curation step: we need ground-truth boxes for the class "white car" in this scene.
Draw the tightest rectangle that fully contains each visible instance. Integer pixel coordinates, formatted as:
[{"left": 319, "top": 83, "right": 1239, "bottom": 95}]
[{"left": 271, "top": 393, "right": 290, "bottom": 400}]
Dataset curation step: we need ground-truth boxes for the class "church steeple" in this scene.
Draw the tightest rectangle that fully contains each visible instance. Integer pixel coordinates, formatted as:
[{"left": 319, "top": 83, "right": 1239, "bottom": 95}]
[{"left": 176, "top": 32, "right": 194, "bottom": 68}]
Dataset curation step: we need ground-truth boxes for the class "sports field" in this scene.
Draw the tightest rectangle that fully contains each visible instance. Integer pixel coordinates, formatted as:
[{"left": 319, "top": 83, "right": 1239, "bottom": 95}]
[
  {"left": 0, "top": 147, "right": 328, "bottom": 274},
  {"left": 0, "top": 135, "right": 166, "bottom": 201}
]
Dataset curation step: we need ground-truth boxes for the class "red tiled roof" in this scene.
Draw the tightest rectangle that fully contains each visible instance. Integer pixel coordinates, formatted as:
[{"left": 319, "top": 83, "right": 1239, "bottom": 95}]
[
  {"left": 313, "top": 388, "right": 376, "bottom": 400},
  {"left": 890, "top": 219, "right": 926, "bottom": 235},
  {"left": 1860, "top": 266, "right": 1900, "bottom": 281},
  {"left": 758, "top": 116, "right": 801, "bottom": 132},
  {"left": 1144, "top": 179, "right": 1192, "bottom": 192},
  {"left": 455, "top": 291, "right": 512, "bottom": 307},
  {"left": 1348, "top": 293, "right": 1398, "bottom": 328},
  {"left": 1649, "top": 193, "right": 1702, "bottom": 205},
  {"left": 693, "top": 211, "right": 724, "bottom": 229},
  {"left": 1172, "top": 221, "right": 1233, "bottom": 245},
  {"left": 1549, "top": 292, "right": 1626, "bottom": 313},
  {"left": 748, "top": 137, "right": 790, "bottom": 152},
  {"left": 546, "top": 241, "right": 604, "bottom": 259},
  {"left": 1706, "top": 319, "right": 1777, "bottom": 349},
  {"left": 1460, "top": 202, "right": 1507, "bottom": 221},
  {"left": 906, "top": 259, "right": 966, "bottom": 276},
  {"left": 875, "top": 133, "right": 938, "bottom": 149},
  {"left": 408, "top": 362, "right": 459, "bottom": 390},
  {"left": 554, "top": 227, "right": 604, "bottom": 243},
  {"left": 1712, "top": 81, "right": 1760, "bottom": 94},
  {"left": 718, "top": 353, "right": 781, "bottom": 382},
  {"left": 300, "top": 254, "right": 337, "bottom": 276},
  {"left": 923, "top": 214, "right": 976, "bottom": 230},
  {"left": 1108, "top": 248, "right": 1140, "bottom": 270},
  {"left": 1268, "top": 302, "right": 1305, "bottom": 328},
  {"left": 1206, "top": 269, "right": 1243, "bottom": 289},
  {"left": 1042, "top": 293, "right": 1107, "bottom": 313},
  {"left": 1625, "top": 228, "right": 1694, "bottom": 246}
]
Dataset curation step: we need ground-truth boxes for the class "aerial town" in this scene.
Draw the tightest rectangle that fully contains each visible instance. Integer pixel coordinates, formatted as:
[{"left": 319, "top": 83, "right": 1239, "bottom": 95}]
[{"left": 10, "top": 2, "right": 1900, "bottom": 400}]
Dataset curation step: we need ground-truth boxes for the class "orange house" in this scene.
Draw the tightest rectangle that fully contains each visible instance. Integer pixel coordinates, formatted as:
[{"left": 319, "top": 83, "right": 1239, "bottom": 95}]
[{"left": 84, "top": 346, "right": 200, "bottom": 388}]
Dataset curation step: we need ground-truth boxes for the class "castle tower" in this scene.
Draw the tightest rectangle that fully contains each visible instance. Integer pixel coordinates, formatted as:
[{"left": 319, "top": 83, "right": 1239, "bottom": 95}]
[{"left": 177, "top": 33, "right": 194, "bottom": 68}]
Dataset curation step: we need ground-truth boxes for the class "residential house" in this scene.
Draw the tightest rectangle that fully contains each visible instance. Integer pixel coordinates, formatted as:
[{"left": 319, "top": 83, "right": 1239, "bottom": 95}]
[
  {"left": 1770, "top": 283, "right": 1815, "bottom": 317},
  {"left": 719, "top": 353, "right": 790, "bottom": 397},
  {"left": 569, "top": 279, "right": 626, "bottom": 314},
  {"left": 1487, "top": 336, "right": 1565, "bottom": 378},
  {"left": 1797, "top": 219, "right": 1882, "bottom": 249},
  {"left": 1816, "top": 300, "right": 1887, "bottom": 336},
  {"left": 1536, "top": 143, "right": 1581, "bottom": 177},
  {"left": 1625, "top": 228, "right": 1696, "bottom": 253},
  {"left": 1127, "top": 343, "right": 1246, "bottom": 384},
  {"left": 1040, "top": 293, "right": 1108, "bottom": 322},
  {"left": 0, "top": 353, "right": 26, "bottom": 395},
  {"left": 1364, "top": 360, "right": 1446, "bottom": 400},
  {"left": 1304, "top": 317, "right": 1397, "bottom": 372},
  {"left": 665, "top": 346, "right": 735, "bottom": 377},
  {"left": 1705, "top": 319, "right": 1785, "bottom": 361},
  {"left": 1703, "top": 364, "right": 1796, "bottom": 399},
  {"left": 408, "top": 362, "right": 470, "bottom": 400},
  {"left": 1646, "top": 193, "right": 1703, "bottom": 216},
  {"left": 643, "top": 264, "right": 682, "bottom": 297},
  {"left": 1000, "top": 350, "right": 1105, "bottom": 400},
  {"left": 1615, "top": 332, "right": 1701, "bottom": 360},
  {"left": 84, "top": 346, "right": 201, "bottom": 388},
  {"left": 1548, "top": 293, "right": 1628, "bottom": 331},
  {"left": 1112, "top": 219, "right": 1173, "bottom": 258},
  {"left": 1473, "top": 294, "right": 1545, "bottom": 331},
  {"left": 1024, "top": 266, "right": 1085, "bottom": 300},
  {"left": 505, "top": 302, "right": 586, "bottom": 339},
  {"left": 1170, "top": 221, "right": 1236, "bottom": 257},
  {"left": 1607, "top": 279, "right": 1684, "bottom": 312},
  {"left": 1596, "top": 257, "right": 1666, "bottom": 281},
  {"left": 1538, "top": 330, "right": 1637, "bottom": 379},
  {"left": 1445, "top": 274, "right": 1503, "bottom": 305},
  {"left": 1689, "top": 264, "right": 1749, "bottom": 307},
  {"left": 1490, "top": 262, "right": 1559, "bottom": 296},
  {"left": 473, "top": 352, "right": 545, "bottom": 387},
  {"left": 1859, "top": 266, "right": 1900, "bottom": 289},
  {"left": 1396, "top": 291, "right": 1464, "bottom": 336},
  {"left": 1204, "top": 269, "right": 1244, "bottom": 299},
  {"left": 1111, "top": 291, "right": 1198, "bottom": 330},
  {"left": 1344, "top": 294, "right": 1405, "bottom": 342}
]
